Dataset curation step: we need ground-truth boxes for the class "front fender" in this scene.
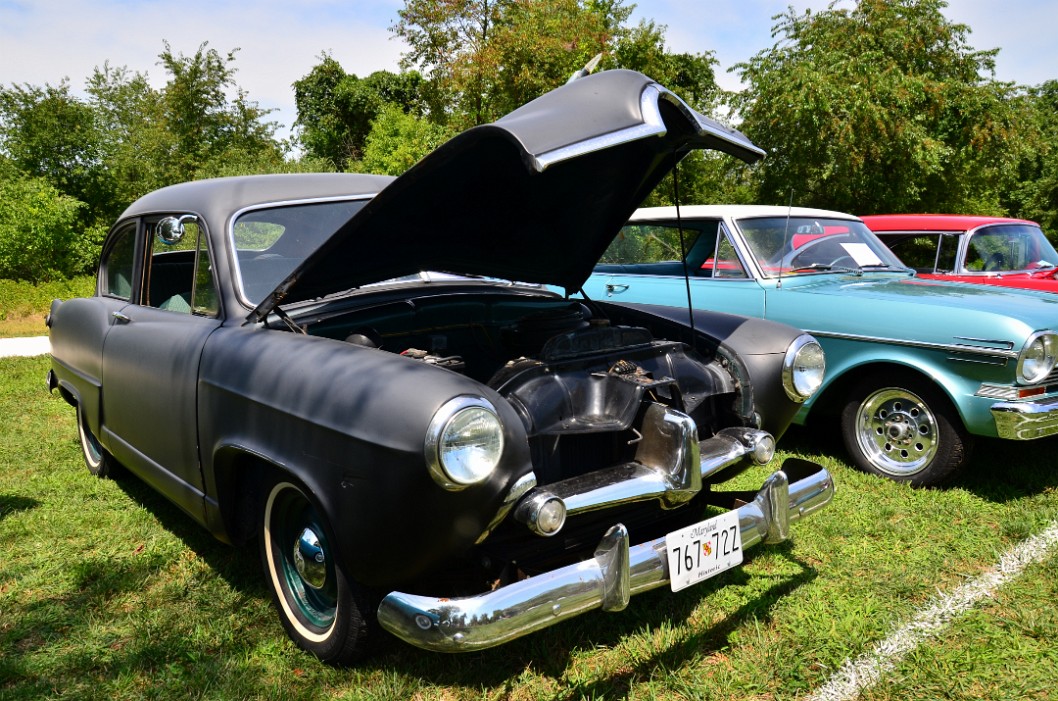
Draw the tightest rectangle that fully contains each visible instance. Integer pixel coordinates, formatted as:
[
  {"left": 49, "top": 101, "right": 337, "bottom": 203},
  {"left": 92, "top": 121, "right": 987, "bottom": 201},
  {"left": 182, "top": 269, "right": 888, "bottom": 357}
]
[
  {"left": 802, "top": 334, "right": 1005, "bottom": 436},
  {"left": 197, "top": 325, "right": 533, "bottom": 588}
]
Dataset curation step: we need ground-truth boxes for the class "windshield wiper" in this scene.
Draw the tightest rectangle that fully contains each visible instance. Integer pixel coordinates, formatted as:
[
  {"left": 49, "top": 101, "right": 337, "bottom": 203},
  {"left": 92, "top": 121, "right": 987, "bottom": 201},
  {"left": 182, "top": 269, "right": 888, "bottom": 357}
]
[
  {"left": 788, "top": 263, "right": 863, "bottom": 275},
  {"left": 859, "top": 263, "right": 915, "bottom": 274}
]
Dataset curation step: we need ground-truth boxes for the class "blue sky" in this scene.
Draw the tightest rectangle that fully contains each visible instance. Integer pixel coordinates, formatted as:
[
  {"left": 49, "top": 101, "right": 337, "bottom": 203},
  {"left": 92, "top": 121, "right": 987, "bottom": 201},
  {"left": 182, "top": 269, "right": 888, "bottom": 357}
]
[{"left": 1, "top": 0, "right": 1054, "bottom": 141}]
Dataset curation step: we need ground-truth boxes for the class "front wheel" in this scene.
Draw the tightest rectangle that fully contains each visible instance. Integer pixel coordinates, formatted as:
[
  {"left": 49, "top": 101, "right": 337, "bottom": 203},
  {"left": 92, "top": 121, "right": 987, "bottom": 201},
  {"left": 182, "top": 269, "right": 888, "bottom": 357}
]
[
  {"left": 840, "top": 372, "right": 972, "bottom": 487},
  {"left": 77, "top": 404, "right": 119, "bottom": 477},
  {"left": 259, "top": 479, "right": 376, "bottom": 665}
]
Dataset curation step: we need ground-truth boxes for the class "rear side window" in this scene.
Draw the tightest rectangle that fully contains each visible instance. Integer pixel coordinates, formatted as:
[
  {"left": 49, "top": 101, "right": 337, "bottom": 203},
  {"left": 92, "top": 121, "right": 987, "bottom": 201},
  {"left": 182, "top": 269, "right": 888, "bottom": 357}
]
[
  {"left": 101, "top": 223, "right": 137, "bottom": 300},
  {"left": 885, "top": 234, "right": 957, "bottom": 273}
]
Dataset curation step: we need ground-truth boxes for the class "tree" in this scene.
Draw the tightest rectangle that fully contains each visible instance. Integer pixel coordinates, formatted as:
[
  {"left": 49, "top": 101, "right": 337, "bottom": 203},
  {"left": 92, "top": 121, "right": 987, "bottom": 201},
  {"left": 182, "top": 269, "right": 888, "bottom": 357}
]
[
  {"left": 356, "top": 104, "right": 453, "bottom": 175},
  {"left": 612, "top": 20, "right": 721, "bottom": 111},
  {"left": 294, "top": 55, "right": 428, "bottom": 169},
  {"left": 157, "top": 41, "right": 283, "bottom": 176},
  {"left": 730, "top": 0, "right": 1031, "bottom": 215},
  {"left": 0, "top": 81, "right": 109, "bottom": 223},
  {"left": 0, "top": 172, "right": 99, "bottom": 281},
  {"left": 1007, "top": 81, "right": 1058, "bottom": 232},
  {"left": 85, "top": 63, "right": 172, "bottom": 213},
  {"left": 392, "top": 0, "right": 634, "bottom": 127}
]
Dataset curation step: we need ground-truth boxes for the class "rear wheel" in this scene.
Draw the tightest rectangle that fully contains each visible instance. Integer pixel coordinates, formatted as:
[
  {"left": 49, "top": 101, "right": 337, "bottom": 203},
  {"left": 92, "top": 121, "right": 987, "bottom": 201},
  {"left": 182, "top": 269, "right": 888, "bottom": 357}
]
[
  {"left": 77, "top": 404, "right": 118, "bottom": 477},
  {"left": 259, "top": 479, "right": 376, "bottom": 665},
  {"left": 840, "top": 371, "right": 971, "bottom": 487}
]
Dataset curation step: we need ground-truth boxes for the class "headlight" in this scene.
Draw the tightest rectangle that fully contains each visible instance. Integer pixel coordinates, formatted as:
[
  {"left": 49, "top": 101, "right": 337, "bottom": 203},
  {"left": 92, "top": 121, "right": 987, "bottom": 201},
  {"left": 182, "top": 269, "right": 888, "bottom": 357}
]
[
  {"left": 1017, "top": 331, "right": 1058, "bottom": 385},
  {"left": 782, "top": 334, "right": 826, "bottom": 402},
  {"left": 425, "top": 396, "right": 504, "bottom": 490}
]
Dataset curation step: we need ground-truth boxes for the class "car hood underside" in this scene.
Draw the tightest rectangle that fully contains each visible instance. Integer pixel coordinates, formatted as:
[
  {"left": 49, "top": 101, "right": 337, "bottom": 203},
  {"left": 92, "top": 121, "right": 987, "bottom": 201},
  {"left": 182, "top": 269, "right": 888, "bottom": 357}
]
[{"left": 252, "top": 70, "right": 763, "bottom": 321}]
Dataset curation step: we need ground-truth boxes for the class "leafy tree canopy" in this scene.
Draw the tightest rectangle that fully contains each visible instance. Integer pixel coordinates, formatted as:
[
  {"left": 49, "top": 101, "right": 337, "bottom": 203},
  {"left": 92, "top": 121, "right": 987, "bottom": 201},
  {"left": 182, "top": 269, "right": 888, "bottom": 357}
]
[
  {"left": 392, "top": 0, "right": 636, "bottom": 127},
  {"left": 293, "top": 55, "right": 428, "bottom": 169},
  {"left": 731, "top": 0, "right": 1031, "bottom": 215}
]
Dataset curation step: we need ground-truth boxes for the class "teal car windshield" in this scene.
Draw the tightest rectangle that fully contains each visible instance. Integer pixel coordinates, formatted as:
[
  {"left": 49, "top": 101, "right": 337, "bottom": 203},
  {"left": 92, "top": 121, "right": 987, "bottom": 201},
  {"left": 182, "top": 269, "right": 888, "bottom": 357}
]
[{"left": 737, "top": 217, "right": 906, "bottom": 278}]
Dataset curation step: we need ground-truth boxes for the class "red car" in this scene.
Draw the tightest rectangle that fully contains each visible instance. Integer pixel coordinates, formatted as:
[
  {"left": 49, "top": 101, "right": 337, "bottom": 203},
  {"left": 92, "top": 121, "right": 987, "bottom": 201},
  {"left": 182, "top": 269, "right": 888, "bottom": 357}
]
[{"left": 862, "top": 214, "right": 1058, "bottom": 292}]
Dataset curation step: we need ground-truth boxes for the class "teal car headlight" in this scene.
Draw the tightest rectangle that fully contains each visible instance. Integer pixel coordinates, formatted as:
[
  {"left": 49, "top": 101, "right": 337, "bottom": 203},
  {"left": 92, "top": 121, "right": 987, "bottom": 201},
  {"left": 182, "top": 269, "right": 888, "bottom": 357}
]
[
  {"left": 425, "top": 396, "right": 505, "bottom": 490},
  {"left": 783, "top": 334, "right": 826, "bottom": 402},
  {"left": 1017, "top": 331, "right": 1058, "bottom": 385}
]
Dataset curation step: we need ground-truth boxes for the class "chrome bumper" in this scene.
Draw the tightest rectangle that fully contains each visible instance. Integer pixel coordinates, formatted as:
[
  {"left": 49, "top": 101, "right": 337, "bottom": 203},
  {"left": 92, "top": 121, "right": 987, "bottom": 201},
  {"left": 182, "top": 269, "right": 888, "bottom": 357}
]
[
  {"left": 991, "top": 395, "right": 1058, "bottom": 439},
  {"left": 377, "top": 458, "right": 834, "bottom": 652}
]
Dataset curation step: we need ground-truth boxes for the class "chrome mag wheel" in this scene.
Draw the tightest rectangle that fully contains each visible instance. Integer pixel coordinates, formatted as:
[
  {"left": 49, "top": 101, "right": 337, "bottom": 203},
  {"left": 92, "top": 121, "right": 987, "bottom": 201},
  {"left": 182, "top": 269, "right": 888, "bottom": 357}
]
[{"left": 854, "top": 386, "right": 939, "bottom": 477}]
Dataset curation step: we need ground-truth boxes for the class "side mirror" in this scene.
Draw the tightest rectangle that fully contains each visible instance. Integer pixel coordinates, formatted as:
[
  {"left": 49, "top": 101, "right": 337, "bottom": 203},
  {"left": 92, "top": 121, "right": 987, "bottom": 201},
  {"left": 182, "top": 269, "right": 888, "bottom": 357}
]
[{"left": 157, "top": 215, "right": 198, "bottom": 245}]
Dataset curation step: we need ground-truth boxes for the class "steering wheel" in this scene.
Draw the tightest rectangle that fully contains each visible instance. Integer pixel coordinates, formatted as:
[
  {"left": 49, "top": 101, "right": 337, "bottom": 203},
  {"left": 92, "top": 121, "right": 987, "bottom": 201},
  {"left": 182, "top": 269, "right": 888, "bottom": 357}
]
[
  {"left": 983, "top": 252, "right": 1006, "bottom": 271},
  {"left": 788, "top": 251, "right": 858, "bottom": 270}
]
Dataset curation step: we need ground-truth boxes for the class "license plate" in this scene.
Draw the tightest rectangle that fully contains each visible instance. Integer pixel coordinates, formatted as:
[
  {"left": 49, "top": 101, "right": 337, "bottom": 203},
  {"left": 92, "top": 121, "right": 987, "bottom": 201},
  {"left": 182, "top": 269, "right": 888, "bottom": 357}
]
[{"left": 665, "top": 510, "right": 743, "bottom": 592}]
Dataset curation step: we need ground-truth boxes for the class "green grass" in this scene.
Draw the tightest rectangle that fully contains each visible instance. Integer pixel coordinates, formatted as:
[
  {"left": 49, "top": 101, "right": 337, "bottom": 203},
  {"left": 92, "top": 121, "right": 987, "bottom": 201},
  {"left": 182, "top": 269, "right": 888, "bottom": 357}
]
[{"left": 2, "top": 355, "right": 1058, "bottom": 699}]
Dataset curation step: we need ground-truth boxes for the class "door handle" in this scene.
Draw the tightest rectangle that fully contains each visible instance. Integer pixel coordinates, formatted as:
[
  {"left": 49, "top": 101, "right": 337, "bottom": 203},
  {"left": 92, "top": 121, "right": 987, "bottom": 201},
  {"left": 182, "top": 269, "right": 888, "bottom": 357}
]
[
  {"left": 111, "top": 311, "right": 131, "bottom": 324},
  {"left": 605, "top": 283, "right": 629, "bottom": 296}
]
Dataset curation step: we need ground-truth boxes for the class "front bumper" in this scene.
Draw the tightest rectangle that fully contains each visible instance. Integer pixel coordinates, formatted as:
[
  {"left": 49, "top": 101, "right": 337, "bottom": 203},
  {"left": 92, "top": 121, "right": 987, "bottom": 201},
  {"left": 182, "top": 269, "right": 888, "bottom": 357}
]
[
  {"left": 991, "top": 395, "right": 1058, "bottom": 439},
  {"left": 377, "top": 458, "right": 834, "bottom": 652}
]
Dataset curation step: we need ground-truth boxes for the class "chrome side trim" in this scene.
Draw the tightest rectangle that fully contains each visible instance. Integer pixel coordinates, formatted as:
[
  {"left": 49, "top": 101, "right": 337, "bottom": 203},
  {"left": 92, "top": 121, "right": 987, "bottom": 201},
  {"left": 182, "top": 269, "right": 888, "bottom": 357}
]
[
  {"left": 990, "top": 395, "right": 1058, "bottom": 439},
  {"left": 376, "top": 459, "right": 835, "bottom": 652},
  {"left": 532, "top": 85, "right": 668, "bottom": 172},
  {"left": 531, "top": 85, "right": 765, "bottom": 172},
  {"left": 805, "top": 329, "right": 1018, "bottom": 360}
]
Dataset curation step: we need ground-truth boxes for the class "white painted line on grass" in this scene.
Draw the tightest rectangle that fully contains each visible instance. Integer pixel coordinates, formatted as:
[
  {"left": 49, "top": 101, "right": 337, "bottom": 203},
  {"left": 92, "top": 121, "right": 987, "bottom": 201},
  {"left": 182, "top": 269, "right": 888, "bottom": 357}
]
[{"left": 804, "top": 520, "right": 1058, "bottom": 701}]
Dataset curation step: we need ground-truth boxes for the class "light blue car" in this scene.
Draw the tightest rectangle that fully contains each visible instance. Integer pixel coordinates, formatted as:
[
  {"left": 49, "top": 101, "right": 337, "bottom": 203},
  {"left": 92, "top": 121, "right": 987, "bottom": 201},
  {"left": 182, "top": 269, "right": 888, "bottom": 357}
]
[{"left": 581, "top": 205, "right": 1058, "bottom": 486}]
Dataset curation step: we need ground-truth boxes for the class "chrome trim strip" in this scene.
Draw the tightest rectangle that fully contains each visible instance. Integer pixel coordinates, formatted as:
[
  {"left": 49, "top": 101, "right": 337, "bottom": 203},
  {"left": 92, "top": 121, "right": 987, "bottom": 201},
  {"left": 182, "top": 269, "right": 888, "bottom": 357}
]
[
  {"left": 532, "top": 85, "right": 765, "bottom": 172},
  {"left": 990, "top": 395, "right": 1058, "bottom": 439},
  {"left": 376, "top": 460, "right": 835, "bottom": 652},
  {"left": 532, "top": 85, "right": 668, "bottom": 172},
  {"left": 805, "top": 329, "right": 1019, "bottom": 360},
  {"left": 975, "top": 383, "right": 1021, "bottom": 401}
]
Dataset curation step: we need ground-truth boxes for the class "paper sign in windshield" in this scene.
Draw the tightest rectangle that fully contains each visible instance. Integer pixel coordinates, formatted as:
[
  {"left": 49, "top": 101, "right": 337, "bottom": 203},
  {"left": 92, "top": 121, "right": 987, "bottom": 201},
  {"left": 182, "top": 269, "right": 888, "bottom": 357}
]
[{"left": 841, "top": 242, "right": 883, "bottom": 267}]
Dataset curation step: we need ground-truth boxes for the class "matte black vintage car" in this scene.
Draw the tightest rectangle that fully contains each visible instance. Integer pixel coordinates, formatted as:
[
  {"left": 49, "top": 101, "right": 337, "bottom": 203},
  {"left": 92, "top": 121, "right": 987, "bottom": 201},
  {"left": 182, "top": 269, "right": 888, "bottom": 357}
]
[{"left": 46, "top": 70, "right": 834, "bottom": 664}]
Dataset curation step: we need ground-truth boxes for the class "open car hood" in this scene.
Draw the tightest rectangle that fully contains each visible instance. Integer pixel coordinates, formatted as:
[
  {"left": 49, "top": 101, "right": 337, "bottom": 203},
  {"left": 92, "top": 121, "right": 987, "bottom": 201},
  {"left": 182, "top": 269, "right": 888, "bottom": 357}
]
[{"left": 251, "top": 70, "right": 764, "bottom": 322}]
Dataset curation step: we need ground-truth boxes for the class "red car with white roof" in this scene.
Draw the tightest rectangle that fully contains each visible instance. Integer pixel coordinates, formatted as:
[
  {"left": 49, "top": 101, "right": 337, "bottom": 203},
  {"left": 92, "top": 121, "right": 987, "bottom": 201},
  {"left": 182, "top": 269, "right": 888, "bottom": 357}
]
[{"left": 862, "top": 214, "right": 1058, "bottom": 293}]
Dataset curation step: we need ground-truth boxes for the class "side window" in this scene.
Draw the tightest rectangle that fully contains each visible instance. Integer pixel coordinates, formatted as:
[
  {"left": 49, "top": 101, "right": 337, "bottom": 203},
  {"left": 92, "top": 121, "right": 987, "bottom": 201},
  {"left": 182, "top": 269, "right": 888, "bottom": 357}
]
[
  {"left": 101, "top": 224, "right": 137, "bottom": 300},
  {"left": 888, "top": 235, "right": 941, "bottom": 272},
  {"left": 600, "top": 224, "right": 684, "bottom": 266},
  {"left": 935, "top": 233, "right": 958, "bottom": 272},
  {"left": 706, "top": 228, "right": 748, "bottom": 278},
  {"left": 145, "top": 218, "right": 218, "bottom": 317},
  {"left": 599, "top": 223, "right": 717, "bottom": 277}
]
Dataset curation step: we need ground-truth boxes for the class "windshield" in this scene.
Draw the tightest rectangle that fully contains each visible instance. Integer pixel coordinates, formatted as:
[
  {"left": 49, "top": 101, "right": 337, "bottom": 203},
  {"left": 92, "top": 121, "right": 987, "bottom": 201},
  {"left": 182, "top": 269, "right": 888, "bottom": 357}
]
[
  {"left": 963, "top": 224, "right": 1058, "bottom": 273},
  {"left": 737, "top": 216, "right": 906, "bottom": 278},
  {"left": 232, "top": 199, "right": 369, "bottom": 306}
]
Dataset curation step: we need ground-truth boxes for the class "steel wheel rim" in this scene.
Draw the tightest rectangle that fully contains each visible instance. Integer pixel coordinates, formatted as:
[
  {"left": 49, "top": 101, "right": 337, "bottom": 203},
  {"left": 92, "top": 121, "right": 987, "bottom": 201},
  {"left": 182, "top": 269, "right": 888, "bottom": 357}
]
[
  {"left": 266, "top": 484, "right": 338, "bottom": 635},
  {"left": 854, "top": 386, "right": 939, "bottom": 477}
]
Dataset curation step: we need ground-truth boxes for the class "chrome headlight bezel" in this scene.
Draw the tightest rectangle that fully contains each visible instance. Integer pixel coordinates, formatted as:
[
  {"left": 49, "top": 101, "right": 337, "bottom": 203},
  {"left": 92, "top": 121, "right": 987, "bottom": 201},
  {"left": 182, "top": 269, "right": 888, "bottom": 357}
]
[
  {"left": 425, "top": 396, "right": 505, "bottom": 490},
  {"left": 1016, "top": 331, "right": 1058, "bottom": 385},
  {"left": 782, "top": 334, "right": 826, "bottom": 402}
]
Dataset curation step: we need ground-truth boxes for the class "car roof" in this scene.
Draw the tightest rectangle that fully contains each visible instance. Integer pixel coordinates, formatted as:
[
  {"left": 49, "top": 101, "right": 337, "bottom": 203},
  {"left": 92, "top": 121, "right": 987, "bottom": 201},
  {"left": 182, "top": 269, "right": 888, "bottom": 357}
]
[
  {"left": 630, "top": 204, "right": 861, "bottom": 222},
  {"left": 120, "top": 173, "right": 397, "bottom": 222},
  {"left": 861, "top": 213, "right": 1039, "bottom": 232}
]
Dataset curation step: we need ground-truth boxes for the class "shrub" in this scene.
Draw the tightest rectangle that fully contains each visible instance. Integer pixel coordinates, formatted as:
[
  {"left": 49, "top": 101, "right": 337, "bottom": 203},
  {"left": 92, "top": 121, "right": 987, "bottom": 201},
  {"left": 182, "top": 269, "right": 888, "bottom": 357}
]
[
  {"left": 0, "top": 275, "right": 95, "bottom": 320},
  {"left": 0, "top": 174, "right": 102, "bottom": 282}
]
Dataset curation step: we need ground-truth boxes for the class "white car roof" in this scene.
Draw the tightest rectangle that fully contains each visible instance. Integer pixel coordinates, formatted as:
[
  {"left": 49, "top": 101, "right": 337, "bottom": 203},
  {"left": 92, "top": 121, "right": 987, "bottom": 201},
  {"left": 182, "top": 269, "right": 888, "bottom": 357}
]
[{"left": 630, "top": 204, "right": 862, "bottom": 222}]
